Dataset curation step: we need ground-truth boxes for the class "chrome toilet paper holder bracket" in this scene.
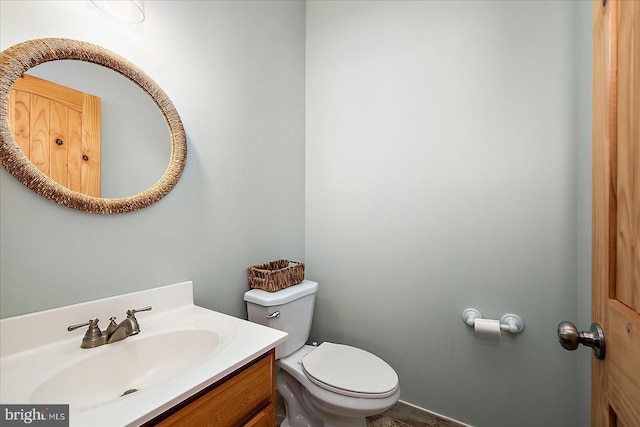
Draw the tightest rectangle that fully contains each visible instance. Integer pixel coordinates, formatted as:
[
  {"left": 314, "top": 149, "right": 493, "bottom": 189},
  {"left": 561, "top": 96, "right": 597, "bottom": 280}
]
[{"left": 462, "top": 308, "right": 524, "bottom": 334}]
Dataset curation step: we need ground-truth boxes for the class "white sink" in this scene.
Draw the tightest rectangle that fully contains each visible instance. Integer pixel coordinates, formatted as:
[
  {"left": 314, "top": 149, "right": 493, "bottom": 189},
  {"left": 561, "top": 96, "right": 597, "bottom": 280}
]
[
  {"left": 30, "top": 329, "right": 220, "bottom": 411},
  {"left": 0, "top": 281, "right": 288, "bottom": 427}
]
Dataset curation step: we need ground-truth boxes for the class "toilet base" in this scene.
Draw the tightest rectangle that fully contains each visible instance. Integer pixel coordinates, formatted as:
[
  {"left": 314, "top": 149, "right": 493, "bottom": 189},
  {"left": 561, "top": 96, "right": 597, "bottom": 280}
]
[{"left": 277, "top": 370, "right": 367, "bottom": 427}]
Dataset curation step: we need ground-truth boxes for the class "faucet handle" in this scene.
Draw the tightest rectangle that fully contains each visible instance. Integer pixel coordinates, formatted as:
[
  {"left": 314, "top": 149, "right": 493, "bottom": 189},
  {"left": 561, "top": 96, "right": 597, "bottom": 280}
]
[
  {"left": 67, "top": 318, "right": 99, "bottom": 332},
  {"left": 126, "top": 306, "right": 152, "bottom": 317},
  {"left": 68, "top": 318, "right": 105, "bottom": 348}
]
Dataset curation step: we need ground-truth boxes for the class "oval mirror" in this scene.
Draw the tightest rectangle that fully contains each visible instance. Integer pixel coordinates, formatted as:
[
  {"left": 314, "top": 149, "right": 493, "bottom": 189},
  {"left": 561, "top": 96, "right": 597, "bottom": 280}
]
[{"left": 0, "top": 38, "right": 186, "bottom": 214}]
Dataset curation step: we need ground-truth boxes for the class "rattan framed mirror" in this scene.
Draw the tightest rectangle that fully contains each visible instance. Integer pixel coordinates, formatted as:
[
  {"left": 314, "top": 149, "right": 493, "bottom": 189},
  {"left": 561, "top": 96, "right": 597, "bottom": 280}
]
[{"left": 0, "top": 38, "right": 186, "bottom": 214}]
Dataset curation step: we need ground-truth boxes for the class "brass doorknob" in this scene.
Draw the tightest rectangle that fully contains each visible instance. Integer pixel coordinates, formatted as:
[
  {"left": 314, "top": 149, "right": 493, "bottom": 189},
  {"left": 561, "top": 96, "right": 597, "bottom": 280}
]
[{"left": 557, "top": 321, "right": 605, "bottom": 360}]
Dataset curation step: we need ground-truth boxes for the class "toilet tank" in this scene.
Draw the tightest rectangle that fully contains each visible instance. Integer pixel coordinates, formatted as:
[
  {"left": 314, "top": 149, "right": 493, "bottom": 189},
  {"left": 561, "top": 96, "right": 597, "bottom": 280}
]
[{"left": 244, "top": 280, "right": 318, "bottom": 359}]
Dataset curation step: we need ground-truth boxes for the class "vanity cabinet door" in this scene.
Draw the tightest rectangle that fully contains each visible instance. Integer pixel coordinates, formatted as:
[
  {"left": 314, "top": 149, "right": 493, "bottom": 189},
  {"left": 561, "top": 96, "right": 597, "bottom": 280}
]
[{"left": 152, "top": 350, "right": 275, "bottom": 427}]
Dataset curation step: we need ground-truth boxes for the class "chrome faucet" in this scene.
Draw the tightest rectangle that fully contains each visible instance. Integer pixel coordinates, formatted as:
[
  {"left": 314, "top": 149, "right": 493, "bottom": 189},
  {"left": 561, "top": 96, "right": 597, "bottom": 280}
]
[{"left": 67, "top": 306, "right": 152, "bottom": 349}]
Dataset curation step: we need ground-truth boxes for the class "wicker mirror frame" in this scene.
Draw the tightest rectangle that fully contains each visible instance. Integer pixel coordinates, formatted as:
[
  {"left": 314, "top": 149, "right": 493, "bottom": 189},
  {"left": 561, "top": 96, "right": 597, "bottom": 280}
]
[{"left": 0, "top": 38, "right": 186, "bottom": 214}]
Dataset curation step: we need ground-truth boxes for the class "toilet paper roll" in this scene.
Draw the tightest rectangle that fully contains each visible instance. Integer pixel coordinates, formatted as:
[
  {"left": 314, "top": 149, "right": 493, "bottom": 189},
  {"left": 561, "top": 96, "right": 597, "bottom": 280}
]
[{"left": 474, "top": 318, "right": 502, "bottom": 335}]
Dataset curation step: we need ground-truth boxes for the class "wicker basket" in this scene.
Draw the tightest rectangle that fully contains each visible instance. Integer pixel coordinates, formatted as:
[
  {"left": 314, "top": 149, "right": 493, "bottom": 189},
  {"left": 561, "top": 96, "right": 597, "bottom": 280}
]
[{"left": 248, "top": 260, "right": 305, "bottom": 292}]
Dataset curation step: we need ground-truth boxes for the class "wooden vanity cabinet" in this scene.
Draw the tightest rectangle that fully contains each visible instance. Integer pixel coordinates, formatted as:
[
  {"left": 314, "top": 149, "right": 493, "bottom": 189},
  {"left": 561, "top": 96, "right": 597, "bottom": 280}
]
[{"left": 147, "top": 349, "right": 276, "bottom": 427}]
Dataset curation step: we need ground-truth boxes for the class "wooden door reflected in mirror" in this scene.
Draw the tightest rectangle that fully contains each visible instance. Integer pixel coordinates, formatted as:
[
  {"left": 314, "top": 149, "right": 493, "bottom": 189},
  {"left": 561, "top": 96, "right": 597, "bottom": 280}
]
[{"left": 9, "top": 74, "right": 101, "bottom": 197}]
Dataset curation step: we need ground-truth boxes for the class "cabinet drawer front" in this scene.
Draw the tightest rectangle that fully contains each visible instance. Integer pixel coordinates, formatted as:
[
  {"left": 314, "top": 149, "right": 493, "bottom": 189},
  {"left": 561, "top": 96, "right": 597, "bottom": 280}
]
[
  {"left": 244, "top": 405, "right": 275, "bottom": 427},
  {"left": 155, "top": 352, "right": 274, "bottom": 427}
]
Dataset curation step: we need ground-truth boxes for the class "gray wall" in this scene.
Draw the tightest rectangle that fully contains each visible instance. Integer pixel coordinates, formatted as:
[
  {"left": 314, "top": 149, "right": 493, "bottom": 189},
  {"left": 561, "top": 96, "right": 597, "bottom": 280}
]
[
  {"left": 0, "top": 0, "right": 306, "bottom": 318},
  {"left": 1, "top": 1, "right": 593, "bottom": 426},
  {"left": 576, "top": 3, "right": 593, "bottom": 427},
  {"left": 305, "top": 1, "right": 590, "bottom": 426}
]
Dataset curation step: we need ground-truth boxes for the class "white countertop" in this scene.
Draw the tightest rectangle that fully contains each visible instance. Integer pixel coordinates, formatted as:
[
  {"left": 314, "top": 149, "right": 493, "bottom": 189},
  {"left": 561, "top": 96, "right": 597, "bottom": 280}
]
[{"left": 0, "top": 281, "right": 288, "bottom": 426}]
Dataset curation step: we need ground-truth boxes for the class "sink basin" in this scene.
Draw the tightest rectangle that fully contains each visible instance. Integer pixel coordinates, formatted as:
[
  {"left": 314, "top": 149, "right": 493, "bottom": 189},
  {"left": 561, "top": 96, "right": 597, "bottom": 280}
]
[{"left": 30, "top": 329, "right": 220, "bottom": 411}]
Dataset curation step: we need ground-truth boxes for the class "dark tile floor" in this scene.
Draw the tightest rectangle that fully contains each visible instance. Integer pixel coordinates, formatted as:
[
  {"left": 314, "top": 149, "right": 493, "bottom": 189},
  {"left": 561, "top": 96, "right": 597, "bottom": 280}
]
[
  {"left": 366, "top": 404, "right": 466, "bottom": 427},
  {"left": 275, "top": 391, "right": 466, "bottom": 427}
]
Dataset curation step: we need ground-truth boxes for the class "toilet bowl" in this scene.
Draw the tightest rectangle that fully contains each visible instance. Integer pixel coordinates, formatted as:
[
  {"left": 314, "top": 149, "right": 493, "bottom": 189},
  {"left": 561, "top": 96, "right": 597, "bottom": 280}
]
[
  {"left": 244, "top": 280, "right": 400, "bottom": 427},
  {"left": 278, "top": 344, "right": 400, "bottom": 426}
]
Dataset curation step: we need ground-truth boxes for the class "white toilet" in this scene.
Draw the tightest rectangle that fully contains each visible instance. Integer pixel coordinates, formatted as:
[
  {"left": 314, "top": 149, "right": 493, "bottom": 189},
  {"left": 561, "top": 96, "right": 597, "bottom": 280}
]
[{"left": 244, "top": 280, "right": 400, "bottom": 427}]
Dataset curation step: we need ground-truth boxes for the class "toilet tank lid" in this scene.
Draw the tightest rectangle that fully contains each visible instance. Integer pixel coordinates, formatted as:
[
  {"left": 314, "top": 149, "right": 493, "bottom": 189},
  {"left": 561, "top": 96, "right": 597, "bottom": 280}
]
[{"left": 244, "top": 280, "right": 318, "bottom": 306}]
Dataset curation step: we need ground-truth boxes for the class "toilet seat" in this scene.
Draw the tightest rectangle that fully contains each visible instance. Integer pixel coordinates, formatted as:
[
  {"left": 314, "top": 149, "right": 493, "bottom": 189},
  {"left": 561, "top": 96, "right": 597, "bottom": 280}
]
[{"left": 301, "top": 342, "right": 399, "bottom": 398}]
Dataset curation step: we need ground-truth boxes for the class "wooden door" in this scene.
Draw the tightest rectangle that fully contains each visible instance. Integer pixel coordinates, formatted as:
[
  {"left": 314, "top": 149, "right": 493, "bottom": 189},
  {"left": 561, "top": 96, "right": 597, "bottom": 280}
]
[
  {"left": 8, "top": 74, "right": 101, "bottom": 197},
  {"left": 592, "top": 0, "right": 640, "bottom": 426}
]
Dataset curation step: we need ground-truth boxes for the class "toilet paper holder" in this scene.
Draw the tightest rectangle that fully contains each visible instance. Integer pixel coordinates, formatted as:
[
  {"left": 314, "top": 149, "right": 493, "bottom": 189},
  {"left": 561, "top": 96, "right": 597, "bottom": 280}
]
[{"left": 462, "top": 308, "right": 524, "bottom": 334}]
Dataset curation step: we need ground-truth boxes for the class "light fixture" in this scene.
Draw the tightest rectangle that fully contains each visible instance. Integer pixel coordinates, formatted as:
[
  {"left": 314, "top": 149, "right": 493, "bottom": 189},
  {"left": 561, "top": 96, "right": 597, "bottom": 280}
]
[{"left": 90, "top": 0, "right": 145, "bottom": 23}]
